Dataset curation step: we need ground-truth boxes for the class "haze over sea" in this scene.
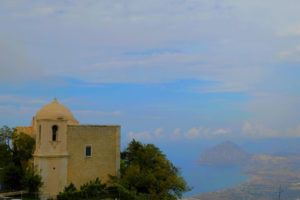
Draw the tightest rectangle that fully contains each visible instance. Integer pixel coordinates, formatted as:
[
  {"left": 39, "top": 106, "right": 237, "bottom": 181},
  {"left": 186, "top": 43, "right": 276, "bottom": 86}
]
[
  {"left": 157, "top": 140, "right": 248, "bottom": 197},
  {"left": 183, "top": 165, "right": 247, "bottom": 197}
]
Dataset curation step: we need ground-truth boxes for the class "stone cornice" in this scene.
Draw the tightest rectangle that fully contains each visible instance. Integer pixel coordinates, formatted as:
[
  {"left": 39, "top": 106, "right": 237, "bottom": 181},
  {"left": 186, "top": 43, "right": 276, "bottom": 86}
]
[{"left": 33, "top": 154, "right": 69, "bottom": 158}]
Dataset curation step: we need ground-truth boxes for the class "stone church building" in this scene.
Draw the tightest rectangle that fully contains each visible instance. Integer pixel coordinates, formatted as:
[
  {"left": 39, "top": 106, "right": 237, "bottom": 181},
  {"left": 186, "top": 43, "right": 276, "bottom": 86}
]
[{"left": 18, "top": 99, "right": 120, "bottom": 199}]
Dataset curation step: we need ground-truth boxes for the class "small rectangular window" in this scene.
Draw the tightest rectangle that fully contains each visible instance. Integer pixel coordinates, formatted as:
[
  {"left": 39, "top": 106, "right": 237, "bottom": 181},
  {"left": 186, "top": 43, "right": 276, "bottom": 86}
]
[{"left": 85, "top": 145, "right": 92, "bottom": 157}]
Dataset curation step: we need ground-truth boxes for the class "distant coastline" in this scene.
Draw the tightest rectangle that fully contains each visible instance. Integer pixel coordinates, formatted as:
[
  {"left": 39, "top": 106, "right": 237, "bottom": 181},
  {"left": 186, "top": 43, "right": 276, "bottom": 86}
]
[{"left": 185, "top": 141, "right": 300, "bottom": 200}]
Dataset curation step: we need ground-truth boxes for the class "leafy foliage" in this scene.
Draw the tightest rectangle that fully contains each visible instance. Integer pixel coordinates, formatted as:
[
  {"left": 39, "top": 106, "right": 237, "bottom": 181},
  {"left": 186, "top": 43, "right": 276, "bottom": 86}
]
[
  {"left": 0, "top": 126, "right": 42, "bottom": 193},
  {"left": 80, "top": 178, "right": 107, "bottom": 198},
  {"left": 0, "top": 126, "right": 13, "bottom": 145},
  {"left": 22, "top": 166, "right": 43, "bottom": 193},
  {"left": 1, "top": 162, "right": 23, "bottom": 190},
  {"left": 57, "top": 178, "right": 109, "bottom": 200},
  {"left": 110, "top": 140, "right": 189, "bottom": 200},
  {"left": 57, "top": 183, "right": 79, "bottom": 200},
  {"left": 12, "top": 131, "right": 36, "bottom": 170},
  {"left": 0, "top": 126, "right": 15, "bottom": 190},
  {"left": 64, "top": 183, "right": 77, "bottom": 193},
  {"left": 0, "top": 142, "right": 12, "bottom": 169}
]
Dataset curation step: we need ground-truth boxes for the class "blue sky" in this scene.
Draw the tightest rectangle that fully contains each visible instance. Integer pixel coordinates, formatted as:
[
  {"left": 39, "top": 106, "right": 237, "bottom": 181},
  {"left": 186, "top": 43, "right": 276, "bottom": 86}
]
[{"left": 1, "top": 0, "right": 300, "bottom": 146}]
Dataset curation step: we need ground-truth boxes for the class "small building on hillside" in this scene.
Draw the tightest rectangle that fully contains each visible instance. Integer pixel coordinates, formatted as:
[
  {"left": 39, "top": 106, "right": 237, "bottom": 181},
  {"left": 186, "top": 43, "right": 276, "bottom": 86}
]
[{"left": 17, "top": 99, "right": 120, "bottom": 199}]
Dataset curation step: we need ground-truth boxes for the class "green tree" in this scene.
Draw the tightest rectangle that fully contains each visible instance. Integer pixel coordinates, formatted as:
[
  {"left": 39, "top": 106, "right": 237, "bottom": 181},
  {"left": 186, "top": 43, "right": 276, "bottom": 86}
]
[
  {"left": 0, "top": 147, "right": 11, "bottom": 188},
  {"left": 1, "top": 162, "right": 23, "bottom": 190},
  {"left": 0, "top": 126, "right": 42, "bottom": 193},
  {"left": 0, "top": 142, "right": 12, "bottom": 168},
  {"left": 57, "top": 183, "right": 78, "bottom": 200},
  {"left": 111, "top": 140, "right": 189, "bottom": 200},
  {"left": 80, "top": 178, "right": 107, "bottom": 198},
  {"left": 12, "top": 131, "right": 35, "bottom": 171},
  {"left": 57, "top": 179, "right": 108, "bottom": 200},
  {"left": 0, "top": 126, "right": 13, "bottom": 145},
  {"left": 0, "top": 126, "right": 13, "bottom": 190},
  {"left": 22, "top": 166, "right": 43, "bottom": 193}
]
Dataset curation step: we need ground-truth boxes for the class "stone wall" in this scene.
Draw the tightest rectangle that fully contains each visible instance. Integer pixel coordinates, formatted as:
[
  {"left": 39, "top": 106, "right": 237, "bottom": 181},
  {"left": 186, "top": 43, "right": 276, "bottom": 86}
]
[{"left": 66, "top": 125, "right": 120, "bottom": 188}]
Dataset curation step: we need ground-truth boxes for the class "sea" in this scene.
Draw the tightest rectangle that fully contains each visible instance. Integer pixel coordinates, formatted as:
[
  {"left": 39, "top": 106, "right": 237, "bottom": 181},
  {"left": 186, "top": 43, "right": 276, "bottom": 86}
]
[
  {"left": 182, "top": 164, "right": 248, "bottom": 197},
  {"left": 158, "top": 140, "right": 249, "bottom": 198}
]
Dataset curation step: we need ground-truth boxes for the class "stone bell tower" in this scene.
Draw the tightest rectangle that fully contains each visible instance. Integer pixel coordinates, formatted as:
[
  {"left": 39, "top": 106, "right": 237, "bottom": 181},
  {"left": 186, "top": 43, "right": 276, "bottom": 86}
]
[{"left": 33, "top": 99, "right": 79, "bottom": 198}]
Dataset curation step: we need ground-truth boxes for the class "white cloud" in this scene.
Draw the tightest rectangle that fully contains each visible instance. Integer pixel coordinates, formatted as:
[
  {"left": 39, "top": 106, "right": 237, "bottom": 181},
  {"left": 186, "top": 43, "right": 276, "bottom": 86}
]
[
  {"left": 0, "top": 0, "right": 283, "bottom": 90},
  {"left": 277, "top": 26, "right": 300, "bottom": 37},
  {"left": 185, "top": 127, "right": 201, "bottom": 139},
  {"left": 170, "top": 128, "right": 181, "bottom": 140},
  {"left": 242, "top": 122, "right": 279, "bottom": 138},
  {"left": 244, "top": 92, "right": 300, "bottom": 129},
  {"left": 0, "top": 38, "right": 44, "bottom": 83},
  {"left": 242, "top": 122, "right": 300, "bottom": 138},
  {"left": 128, "top": 131, "right": 152, "bottom": 141},
  {"left": 128, "top": 126, "right": 233, "bottom": 142},
  {"left": 287, "top": 125, "right": 300, "bottom": 137},
  {"left": 278, "top": 45, "right": 300, "bottom": 61},
  {"left": 213, "top": 128, "right": 231, "bottom": 136},
  {"left": 70, "top": 52, "right": 205, "bottom": 83},
  {"left": 1, "top": 0, "right": 300, "bottom": 138},
  {"left": 184, "top": 127, "right": 232, "bottom": 139},
  {"left": 127, "top": 127, "right": 164, "bottom": 141},
  {"left": 153, "top": 128, "right": 164, "bottom": 138}
]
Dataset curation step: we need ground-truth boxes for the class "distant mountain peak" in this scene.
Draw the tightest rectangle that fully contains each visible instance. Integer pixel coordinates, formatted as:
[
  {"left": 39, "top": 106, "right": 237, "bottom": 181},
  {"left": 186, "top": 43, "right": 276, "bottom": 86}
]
[
  {"left": 217, "top": 140, "right": 239, "bottom": 147},
  {"left": 199, "top": 141, "right": 251, "bottom": 166}
]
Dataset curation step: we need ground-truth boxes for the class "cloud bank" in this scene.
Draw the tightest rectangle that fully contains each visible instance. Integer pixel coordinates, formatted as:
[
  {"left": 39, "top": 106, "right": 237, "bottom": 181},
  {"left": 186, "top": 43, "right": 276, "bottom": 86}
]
[{"left": 1, "top": 0, "right": 300, "bottom": 139}]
